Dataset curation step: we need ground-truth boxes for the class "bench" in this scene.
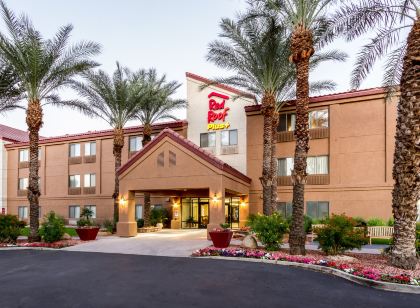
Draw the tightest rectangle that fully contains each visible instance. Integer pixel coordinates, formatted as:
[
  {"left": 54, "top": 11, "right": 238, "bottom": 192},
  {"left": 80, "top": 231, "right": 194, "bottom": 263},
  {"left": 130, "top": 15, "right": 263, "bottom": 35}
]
[
  {"left": 367, "top": 226, "right": 394, "bottom": 245},
  {"left": 308, "top": 224, "right": 325, "bottom": 242}
]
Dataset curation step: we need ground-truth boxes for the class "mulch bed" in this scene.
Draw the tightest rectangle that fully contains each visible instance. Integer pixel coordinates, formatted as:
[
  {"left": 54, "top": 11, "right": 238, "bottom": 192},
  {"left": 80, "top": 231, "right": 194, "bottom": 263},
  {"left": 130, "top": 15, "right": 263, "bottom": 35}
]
[
  {"left": 193, "top": 246, "right": 420, "bottom": 286},
  {"left": 0, "top": 239, "right": 83, "bottom": 249}
]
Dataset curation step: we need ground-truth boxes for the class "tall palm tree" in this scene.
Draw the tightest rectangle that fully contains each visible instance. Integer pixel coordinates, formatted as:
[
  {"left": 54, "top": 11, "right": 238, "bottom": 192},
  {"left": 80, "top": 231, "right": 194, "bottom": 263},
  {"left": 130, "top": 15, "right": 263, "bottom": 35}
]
[
  {"left": 71, "top": 63, "right": 145, "bottom": 225},
  {"left": 134, "top": 69, "right": 187, "bottom": 227},
  {"left": 328, "top": 0, "right": 419, "bottom": 269},
  {"left": 207, "top": 16, "right": 345, "bottom": 215},
  {"left": 248, "top": 0, "right": 340, "bottom": 255},
  {"left": 0, "top": 1, "right": 100, "bottom": 241}
]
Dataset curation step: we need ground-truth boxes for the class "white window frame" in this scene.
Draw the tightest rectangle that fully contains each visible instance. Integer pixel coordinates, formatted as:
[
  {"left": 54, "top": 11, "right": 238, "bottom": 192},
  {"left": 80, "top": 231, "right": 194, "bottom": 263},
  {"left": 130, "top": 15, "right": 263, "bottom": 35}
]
[
  {"left": 18, "top": 206, "right": 28, "bottom": 219},
  {"left": 69, "top": 143, "right": 81, "bottom": 157},
  {"left": 69, "top": 175, "right": 81, "bottom": 188},
  {"left": 135, "top": 204, "right": 143, "bottom": 220},
  {"left": 18, "top": 178, "right": 29, "bottom": 190},
  {"left": 84, "top": 142, "right": 96, "bottom": 156},
  {"left": 221, "top": 129, "right": 238, "bottom": 146},
  {"left": 19, "top": 149, "right": 29, "bottom": 162},
  {"left": 129, "top": 136, "right": 142, "bottom": 152},
  {"left": 309, "top": 109, "right": 329, "bottom": 129},
  {"left": 84, "top": 205, "right": 96, "bottom": 219},
  {"left": 84, "top": 174, "right": 96, "bottom": 188},
  {"left": 69, "top": 205, "right": 80, "bottom": 219}
]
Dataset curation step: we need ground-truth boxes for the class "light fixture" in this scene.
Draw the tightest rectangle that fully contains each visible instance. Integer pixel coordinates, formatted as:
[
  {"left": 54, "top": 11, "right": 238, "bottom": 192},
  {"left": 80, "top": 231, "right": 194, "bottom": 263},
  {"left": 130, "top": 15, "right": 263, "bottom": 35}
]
[
  {"left": 119, "top": 197, "right": 127, "bottom": 207},
  {"left": 212, "top": 193, "right": 219, "bottom": 203},
  {"left": 240, "top": 201, "right": 246, "bottom": 207}
]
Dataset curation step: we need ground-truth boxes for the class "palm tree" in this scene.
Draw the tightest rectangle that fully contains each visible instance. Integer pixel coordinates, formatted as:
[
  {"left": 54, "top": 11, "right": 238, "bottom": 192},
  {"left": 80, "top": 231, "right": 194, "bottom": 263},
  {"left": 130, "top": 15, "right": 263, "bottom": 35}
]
[
  {"left": 0, "top": 1, "right": 100, "bottom": 241},
  {"left": 327, "top": 0, "right": 419, "bottom": 269},
  {"left": 71, "top": 63, "right": 145, "bottom": 225},
  {"left": 134, "top": 69, "right": 187, "bottom": 226},
  {"left": 247, "top": 0, "right": 340, "bottom": 255},
  {"left": 207, "top": 16, "right": 345, "bottom": 216}
]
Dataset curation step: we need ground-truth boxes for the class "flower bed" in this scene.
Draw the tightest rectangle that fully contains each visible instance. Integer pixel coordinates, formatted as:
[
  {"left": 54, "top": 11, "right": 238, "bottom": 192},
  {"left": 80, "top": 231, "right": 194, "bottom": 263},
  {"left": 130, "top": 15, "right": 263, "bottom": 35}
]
[
  {"left": 192, "top": 247, "right": 420, "bottom": 286},
  {"left": 0, "top": 239, "right": 82, "bottom": 249}
]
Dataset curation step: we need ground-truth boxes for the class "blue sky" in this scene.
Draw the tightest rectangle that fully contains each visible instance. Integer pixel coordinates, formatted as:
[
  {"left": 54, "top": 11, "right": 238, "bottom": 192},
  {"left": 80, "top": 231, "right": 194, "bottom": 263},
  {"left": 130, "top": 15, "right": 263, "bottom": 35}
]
[{"left": 1, "top": 0, "right": 386, "bottom": 136}]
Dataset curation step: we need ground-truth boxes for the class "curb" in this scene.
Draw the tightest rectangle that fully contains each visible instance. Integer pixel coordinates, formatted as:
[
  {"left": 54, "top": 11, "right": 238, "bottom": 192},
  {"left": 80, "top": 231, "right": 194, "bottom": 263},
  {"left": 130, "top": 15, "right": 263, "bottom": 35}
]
[{"left": 199, "top": 256, "right": 420, "bottom": 294}]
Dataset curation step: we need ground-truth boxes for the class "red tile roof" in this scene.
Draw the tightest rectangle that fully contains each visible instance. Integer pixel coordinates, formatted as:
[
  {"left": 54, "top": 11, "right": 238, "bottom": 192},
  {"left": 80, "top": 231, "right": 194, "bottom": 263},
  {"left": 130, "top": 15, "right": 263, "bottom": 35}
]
[
  {"left": 118, "top": 128, "right": 252, "bottom": 184},
  {"left": 0, "top": 124, "right": 29, "bottom": 143},
  {"left": 186, "top": 72, "right": 256, "bottom": 100},
  {"left": 5, "top": 120, "right": 187, "bottom": 148},
  {"left": 244, "top": 87, "right": 388, "bottom": 112}
]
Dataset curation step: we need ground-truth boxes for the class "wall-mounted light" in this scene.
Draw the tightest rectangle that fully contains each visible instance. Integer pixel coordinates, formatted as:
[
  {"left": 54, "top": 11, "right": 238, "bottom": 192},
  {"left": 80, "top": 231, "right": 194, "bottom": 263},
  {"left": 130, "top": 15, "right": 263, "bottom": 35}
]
[
  {"left": 212, "top": 193, "right": 219, "bottom": 204},
  {"left": 119, "top": 197, "right": 127, "bottom": 207},
  {"left": 240, "top": 201, "right": 247, "bottom": 207}
]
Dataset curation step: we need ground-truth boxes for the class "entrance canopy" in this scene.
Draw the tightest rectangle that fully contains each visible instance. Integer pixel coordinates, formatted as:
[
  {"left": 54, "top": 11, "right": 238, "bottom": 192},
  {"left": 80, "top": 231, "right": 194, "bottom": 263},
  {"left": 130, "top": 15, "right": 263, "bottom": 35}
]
[{"left": 116, "top": 128, "right": 251, "bottom": 237}]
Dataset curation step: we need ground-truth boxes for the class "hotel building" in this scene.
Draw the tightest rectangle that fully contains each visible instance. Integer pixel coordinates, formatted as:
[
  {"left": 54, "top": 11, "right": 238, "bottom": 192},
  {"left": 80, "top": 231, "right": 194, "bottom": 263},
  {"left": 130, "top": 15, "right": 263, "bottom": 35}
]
[{"left": 4, "top": 72, "right": 417, "bottom": 235}]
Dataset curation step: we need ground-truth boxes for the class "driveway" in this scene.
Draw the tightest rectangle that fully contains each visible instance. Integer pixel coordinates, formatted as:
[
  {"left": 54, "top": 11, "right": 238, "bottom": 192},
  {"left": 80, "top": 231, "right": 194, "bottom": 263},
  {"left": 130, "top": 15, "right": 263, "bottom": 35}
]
[
  {"left": 63, "top": 229, "right": 210, "bottom": 257},
  {"left": 0, "top": 250, "right": 419, "bottom": 308}
]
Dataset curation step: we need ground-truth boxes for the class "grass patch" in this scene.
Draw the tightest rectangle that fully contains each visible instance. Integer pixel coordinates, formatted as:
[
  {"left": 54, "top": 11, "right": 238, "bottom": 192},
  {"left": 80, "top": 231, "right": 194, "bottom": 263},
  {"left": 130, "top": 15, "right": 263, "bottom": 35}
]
[
  {"left": 21, "top": 227, "right": 77, "bottom": 237},
  {"left": 370, "top": 238, "right": 392, "bottom": 245}
]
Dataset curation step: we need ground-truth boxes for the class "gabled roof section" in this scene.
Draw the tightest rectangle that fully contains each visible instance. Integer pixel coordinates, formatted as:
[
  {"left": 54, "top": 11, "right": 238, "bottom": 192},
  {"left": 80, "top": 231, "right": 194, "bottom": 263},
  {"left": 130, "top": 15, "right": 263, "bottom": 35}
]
[
  {"left": 0, "top": 124, "right": 30, "bottom": 143},
  {"left": 117, "top": 128, "right": 251, "bottom": 184},
  {"left": 186, "top": 72, "right": 256, "bottom": 101},
  {"left": 5, "top": 120, "right": 187, "bottom": 148},
  {"left": 244, "top": 87, "right": 389, "bottom": 113}
]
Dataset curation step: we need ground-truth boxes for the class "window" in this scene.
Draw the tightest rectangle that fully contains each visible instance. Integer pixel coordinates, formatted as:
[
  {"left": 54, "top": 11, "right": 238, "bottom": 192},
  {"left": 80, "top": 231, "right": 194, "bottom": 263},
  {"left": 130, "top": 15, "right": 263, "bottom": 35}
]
[
  {"left": 85, "top": 142, "right": 96, "bottom": 156},
  {"left": 84, "top": 174, "right": 96, "bottom": 187},
  {"left": 221, "top": 130, "right": 238, "bottom": 146},
  {"left": 309, "top": 109, "right": 328, "bottom": 129},
  {"left": 200, "top": 132, "right": 216, "bottom": 147},
  {"left": 278, "top": 156, "right": 329, "bottom": 176},
  {"left": 135, "top": 204, "right": 143, "bottom": 220},
  {"left": 85, "top": 205, "right": 96, "bottom": 219},
  {"left": 277, "top": 158, "right": 294, "bottom": 176},
  {"left": 18, "top": 178, "right": 28, "bottom": 190},
  {"left": 278, "top": 113, "right": 296, "bottom": 132},
  {"left": 276, "top": 202, "right": 293, "bottom": 218},
  {"left": 19, "top": 149, "right": 29, "bottom": 162},
  {"left": 69, "top": 205, "right": 80, "bottom": 219},
  {"left": 69, "top": 175, "right": 81, "bottom": 188},
  {"left": 306, "top": 156, "right": 329, "bottom": 175},
  {"left": 129, "top": 136, "right": 142, "bottom": 152},
  {"left": 306, "top": 201, "right": 329, "bottom": 219},
  {"left": 69, "top": 143, "right": 81, "bottom": 157},
  {"left": 18, "top": 206, "right": 28, "bottom": 219}
]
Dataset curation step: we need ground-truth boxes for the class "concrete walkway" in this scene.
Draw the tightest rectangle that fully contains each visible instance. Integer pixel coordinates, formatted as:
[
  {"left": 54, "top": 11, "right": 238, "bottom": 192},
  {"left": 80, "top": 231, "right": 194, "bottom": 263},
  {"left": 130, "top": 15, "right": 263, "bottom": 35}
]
[
  {"left": 62, "top": 229, "right": 386, "bottom": 257},
  {"left": 63, "top": 229, "right": 210, "bottom": 257}
]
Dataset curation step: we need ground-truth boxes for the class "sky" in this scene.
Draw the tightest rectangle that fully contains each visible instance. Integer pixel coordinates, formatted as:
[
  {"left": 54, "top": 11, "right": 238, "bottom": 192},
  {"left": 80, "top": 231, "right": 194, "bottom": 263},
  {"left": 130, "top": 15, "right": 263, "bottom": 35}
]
[{"left": 0, "top": 0, "right": 390, "bottom": 136}]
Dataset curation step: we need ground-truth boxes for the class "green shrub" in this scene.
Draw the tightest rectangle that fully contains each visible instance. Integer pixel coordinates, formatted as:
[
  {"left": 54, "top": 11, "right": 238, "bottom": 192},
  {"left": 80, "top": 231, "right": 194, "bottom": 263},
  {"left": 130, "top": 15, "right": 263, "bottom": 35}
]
[
  {"left": 387, "top": 218, "right": 395, "bottom": 226},
  {"left": 315, "top": 214, "right": 367, "bottom": 255},
  {"left": 102, "top": 219, "right": 114, "bottom": 233},
  {"left": 353, "top": 217, "right": 367, "bottom": 227},
  {"left": 0, "top": 214, "right": 25, "bottom": 244},
  {"left": 249, "top": 213, "right": 288, "bottom": 251},
  {"left": 137, "top": 219, "right": 144, "bottom": 228},
  {"left": 367, "top": 218, "right": 386, "bottom": 226},
  {"left": 246, "top": 214, "right": 258, "bottom": 227},
  {"left": 77, "top": 208, "right": 95, "bottom": 227},
  {"left": 39, "top": 212, "right": 65, "bottom": 243},
  {"left": 416, "top": 222, "right": 420, "bottom": 231},
  {"left": 150, "top": 207, "right": 169, "bottom": 227},
  {"left": 416, "top": 230, "right": 420, "bottom": 254}
]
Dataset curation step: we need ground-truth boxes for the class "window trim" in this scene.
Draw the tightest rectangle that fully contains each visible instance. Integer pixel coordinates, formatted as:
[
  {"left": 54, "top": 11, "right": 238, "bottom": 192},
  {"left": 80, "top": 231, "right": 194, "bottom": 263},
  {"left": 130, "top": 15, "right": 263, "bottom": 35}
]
[
  {"left": 19, "top": 149, "right": 29, "bottom": 162},
  {"left": 18, "top": 206, "right": 28, "bottom": 219},
  {"left": 84, "top": 141, "right": 96, "bottom": 156},
  {"left": 200, "top": 132, "right": 216, "bottom": 148},
  {"left": 221, "top": 129, "right": 238, "bottom": 146},
  {"left": 306, "top": 201, "right": 329, "bottom": 220},
  {"left": 69, "top": 175, "right": 81, "bottom": 188},
  {"left": 129, "top": 135, "right": 142, "bottom": 152},
  {"left": 69, "top": 205, "right": 81, "bottom": 219},
  {"left": 84, "top": 174, "right": 96, "bottom": 188},
  {"left": 69, "top": 143, "right": 81, "bottom": 157}
]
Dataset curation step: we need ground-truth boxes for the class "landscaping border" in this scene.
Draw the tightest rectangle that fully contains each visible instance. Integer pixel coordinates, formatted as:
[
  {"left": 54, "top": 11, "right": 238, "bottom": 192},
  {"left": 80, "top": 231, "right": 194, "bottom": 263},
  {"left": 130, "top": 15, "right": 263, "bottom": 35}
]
[{"left": 199, "top": 256, "right": 420, "bottom": 294}]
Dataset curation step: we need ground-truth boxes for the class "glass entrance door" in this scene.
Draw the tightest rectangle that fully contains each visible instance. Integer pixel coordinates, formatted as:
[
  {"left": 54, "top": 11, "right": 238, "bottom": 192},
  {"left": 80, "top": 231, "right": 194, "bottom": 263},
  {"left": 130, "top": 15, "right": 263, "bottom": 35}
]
[
  {"left": 181, "top": 198, "right": 209, "bottom": 229},
  {"left": 225, "top": 197, "right": 240, "bottom": 228}
]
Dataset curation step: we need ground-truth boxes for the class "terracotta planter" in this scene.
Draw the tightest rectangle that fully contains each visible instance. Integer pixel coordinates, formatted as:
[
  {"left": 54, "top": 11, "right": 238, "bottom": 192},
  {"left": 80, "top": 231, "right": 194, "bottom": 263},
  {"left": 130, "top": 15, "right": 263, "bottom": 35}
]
[
  {"left": 76, "top": 227, "right": 100, "bottom": 241},
  {"left": 209, "top": 230, "right": 233, "bottom": 248}
]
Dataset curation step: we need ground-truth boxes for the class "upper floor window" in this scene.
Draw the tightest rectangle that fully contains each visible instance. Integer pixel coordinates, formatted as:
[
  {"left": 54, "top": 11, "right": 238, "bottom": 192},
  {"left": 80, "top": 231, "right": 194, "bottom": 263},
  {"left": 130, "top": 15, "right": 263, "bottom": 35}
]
[
  {"left": 200, "top": 132, "right": 216, "bottom": 148},
  {"left": 129, "top": 136, "right": 142, "bottom": 152},
  {"left": 309, "top": 109, "right": 328, "bottom": 129},
  {"left": 69, "top": 175, "right": 81, "bottom": 188},
  {"left": 69, "top": 143, "right": 81, "bottom": 157},
  {"left": 221, "top": 130, "right": 238, "bottom": 146},
  {"left": 18, "top": 178, "right": 28, "bottom": 190},
  {"left": 278, "top": 113, "right": 296, "bottom": 132},
  {"left": 85, "top": 142, "right": 96, "bottom": 156},
  {"left": 84, "top": 174, "right": 96, "bottom": 187},
  {"left": 19, "top": 149, "right": 29, "bottom": 162},
  {"left": 278, "top": 155, "right": 329, "bottom": 176}
]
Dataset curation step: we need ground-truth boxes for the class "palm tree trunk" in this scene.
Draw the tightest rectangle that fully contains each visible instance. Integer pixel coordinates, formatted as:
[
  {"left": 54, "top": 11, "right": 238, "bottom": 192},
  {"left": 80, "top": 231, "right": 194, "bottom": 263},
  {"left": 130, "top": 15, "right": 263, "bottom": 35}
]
[
  {"left": 260, "top": 93, "right": 275, "bottom": 215},
  {"left": 142, "top": 123, "right": 152, "bottom": 227},
  {"left": 112, "top": 127, "right": 124, "bottom": 225},
  {"left": 26, "top": 100, "right": 43, "bottom": 242},
  {"left": 289, "top": 26, "right": 314, "bottom": 255},
  {"left": 270, "top": 111, "right": 279, "bottom": 213},
  {"left": 389, "top": 18, "right": 420, "bottom": 270}
]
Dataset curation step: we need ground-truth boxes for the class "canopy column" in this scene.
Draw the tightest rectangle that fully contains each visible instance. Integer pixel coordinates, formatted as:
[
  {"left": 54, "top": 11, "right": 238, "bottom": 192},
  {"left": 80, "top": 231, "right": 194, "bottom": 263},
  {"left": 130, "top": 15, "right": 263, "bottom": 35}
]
[{"left": 117, "top": 190, "right": 137, "bottom": 237}]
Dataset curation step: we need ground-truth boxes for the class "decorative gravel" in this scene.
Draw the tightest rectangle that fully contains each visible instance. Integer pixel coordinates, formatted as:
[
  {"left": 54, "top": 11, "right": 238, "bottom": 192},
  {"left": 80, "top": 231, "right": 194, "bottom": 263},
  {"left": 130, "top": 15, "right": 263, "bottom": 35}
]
[{"left": 0, "top": 239, "right": 83, "bottom": 249}]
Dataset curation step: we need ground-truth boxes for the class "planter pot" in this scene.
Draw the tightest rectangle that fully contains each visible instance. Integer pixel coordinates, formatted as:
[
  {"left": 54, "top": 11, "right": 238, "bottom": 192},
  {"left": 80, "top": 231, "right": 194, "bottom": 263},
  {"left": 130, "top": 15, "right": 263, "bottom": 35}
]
[
  {"left": 209, "top": 230, "right": 233, "bottom": 248},
  {"left": 76, "top": 227, "right": 100, "bottom": 241}
]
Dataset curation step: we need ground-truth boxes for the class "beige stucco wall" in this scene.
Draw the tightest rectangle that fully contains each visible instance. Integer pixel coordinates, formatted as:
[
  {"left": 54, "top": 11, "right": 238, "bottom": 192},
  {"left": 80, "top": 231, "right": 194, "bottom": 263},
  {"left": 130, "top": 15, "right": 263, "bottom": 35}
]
[
  {"left": 6, "top": 125, "right": 187, "bottom": 223},
  {"left": 186, "top": 76, "right": 255, "bottom": 174},
  {"left": 247, "top": 93, "right": 398, "bottom": 220},
  {"left": 0, "top": 140, "right": 8, "bottom": 213}
]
